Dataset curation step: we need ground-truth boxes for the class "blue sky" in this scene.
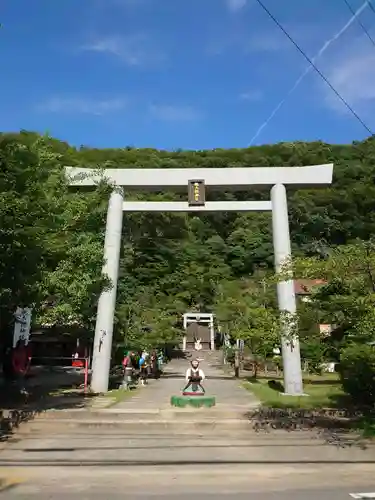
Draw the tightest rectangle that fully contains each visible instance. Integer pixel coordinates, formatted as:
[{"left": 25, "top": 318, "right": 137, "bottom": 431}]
[{"left": 1, "top": 0, "right": 375, "bottom": 150}]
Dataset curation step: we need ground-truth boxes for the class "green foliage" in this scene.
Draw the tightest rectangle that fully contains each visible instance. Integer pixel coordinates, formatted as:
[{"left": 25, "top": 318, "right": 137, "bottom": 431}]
[
  {"left": 282, "top": 240, "right": 375, "bottom": 344},
  {"left": 280, "top": 240, "right": 375, "bottom": 399},
  {"left": 214, "top": 278, "right": 279, "bottom": 362},
  {"left": 4, "top": 131, "right": 375, "bottom": 352},
  {"left": 300, "top": 339, "right": 327, "bottom": 374},
  {"left": 116, "top": 292, "right": 181, "bottom": 350},
  {"left": 0, "top": 134, "right": 109, "bottom": 333},
  {"left": 339, "top": 344, "right": 375, "bottom": 406},
  {"left": 0, "top": 135, "right": 52, "bottom": 309},
  {"left": 224, "top": 346, "right": 235, "bottom": 364}
]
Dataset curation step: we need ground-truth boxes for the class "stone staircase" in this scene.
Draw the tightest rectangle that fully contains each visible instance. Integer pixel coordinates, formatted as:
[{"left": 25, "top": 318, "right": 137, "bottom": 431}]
[
  {"left": 1, "top": 404, "right": 374, "bottom": 468},
  {"left": 1, "top": 356, "right": 375, "bottom": 497},
  {"left": 184, "top": 348, "right": 223, "bottom": 366}
]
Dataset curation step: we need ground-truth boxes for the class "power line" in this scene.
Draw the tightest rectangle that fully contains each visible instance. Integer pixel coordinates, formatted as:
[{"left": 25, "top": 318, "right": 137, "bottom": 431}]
[
  {"left": 253, "top": 0, "right": 374, "bottom": 137},
  {"left": 343, "top": 0, "right": 375, "bottom": 47},
  {"left": 369, "top": 0, "right": 375, "bottom": 15},
  {"left": 249, "top": 0, "right": 368, "bottom": 145}
]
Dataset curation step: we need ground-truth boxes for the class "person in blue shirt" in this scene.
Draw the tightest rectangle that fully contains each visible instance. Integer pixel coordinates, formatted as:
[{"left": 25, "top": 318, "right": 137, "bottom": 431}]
[{"left": 139, "top": 353, "right": 148, "bottom": 385}]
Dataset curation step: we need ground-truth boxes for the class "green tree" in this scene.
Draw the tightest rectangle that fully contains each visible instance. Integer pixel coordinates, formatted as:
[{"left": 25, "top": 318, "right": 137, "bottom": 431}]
[
  {"left": 116, "top": 289, "right": 182, "bottom": 350},
  {"left": 4, "top": 130, "right": 375, "bottom": 355},
  {"left": 0, "top": 136, "right": 51, "bottom": 314},
  {"left": 214, "top": 278, "right": 279, "bottom": 376},
  {"left": 283, "top": 240, "right": 375, "bottom": 345},
  {"left": 0, "top": 134, "right": 111, "bottom": 338},
  {"left": 339, "top": 344, "right": 375, "bottom": 406}
]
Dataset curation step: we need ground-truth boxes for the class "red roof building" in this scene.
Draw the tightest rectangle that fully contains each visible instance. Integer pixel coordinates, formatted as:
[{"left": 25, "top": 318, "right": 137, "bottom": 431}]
[{"left": 294, "top": 279, "right": 326, "bottom": 296}]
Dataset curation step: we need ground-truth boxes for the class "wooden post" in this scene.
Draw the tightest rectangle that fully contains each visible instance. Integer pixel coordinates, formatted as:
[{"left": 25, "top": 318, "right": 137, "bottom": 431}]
[
  {"left": 84, "top": 348, "right": 89, "bottom": 394},
  {"left": 234, "top": 349, "right": 240, "bottom": 378}
]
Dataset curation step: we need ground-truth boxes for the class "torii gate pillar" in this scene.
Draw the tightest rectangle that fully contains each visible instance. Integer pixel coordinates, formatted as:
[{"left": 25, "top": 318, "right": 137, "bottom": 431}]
[
  {"left": 271, "top": 184, "right": 302, "bottom": 395},
  {"left": 90, "top": 189, "right": 124, "bottom": 394},
  {"left": 66, "top": 164, "right": 333, "bottom": 395}
]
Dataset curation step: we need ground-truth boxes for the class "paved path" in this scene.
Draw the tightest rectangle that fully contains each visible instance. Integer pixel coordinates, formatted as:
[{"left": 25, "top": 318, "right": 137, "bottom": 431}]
[
  {"left": 114, "top": 353, "right": 259, "bottom": 411},
  {"left": 2, "top": 466, "right": 375, "bottom": 498},
  {"left": 2, "top": 353, "right": 375, "bottom": 498},
  {"left": 4, "top": 488, "right": 375, "bottom": 500}
]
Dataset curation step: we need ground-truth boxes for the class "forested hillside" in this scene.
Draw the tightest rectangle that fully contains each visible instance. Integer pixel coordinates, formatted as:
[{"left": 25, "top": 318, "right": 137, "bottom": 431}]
[{"left": 2, "top": 130, "right": 375, "bottom": 351}]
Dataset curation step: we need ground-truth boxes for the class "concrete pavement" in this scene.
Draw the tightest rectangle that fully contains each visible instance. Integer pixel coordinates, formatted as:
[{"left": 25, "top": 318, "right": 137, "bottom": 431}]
[
  {"left": 1, "top": 352, "right": 375, "bottom": 498},
  {"left": 3, "top": 490, "right": 375, "bottom": 500},
  {"left": 3, "top": 490, "right": 375, "bottom": 499},
  {"left": 1, "top": 465, "right": 375, "bottom": 498},
  {"left": 113, "top": 352, "right": 259, "bottom": 411}
]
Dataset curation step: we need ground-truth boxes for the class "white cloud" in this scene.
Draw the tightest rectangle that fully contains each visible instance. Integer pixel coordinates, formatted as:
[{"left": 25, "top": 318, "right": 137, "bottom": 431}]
[
  {"left": 245, "top": 20, "right": 342, "bottom": 54},
  {"left": 110, "top": 0, "right": 148, "bottom": 6},
  {"left": 320, "top": 35, "right": 375, "bottom": 115},
  {"left": 208, "top": 26, "right": 297, "bottom": 56},
  {"left": 37, "top": 97, "right": 127, "bottom": 116},
  {"left": 226, "top": 0, "right": 247, "bottom": 12},
  {"left": 81, "top": 34, "right": 165, "bottom": 66},
  {"left": 149, "top": 104, "right": 201, "bottom": 121},
  {"left": 239, "top": 90, "right": 263, "bottom": 101},
  {"left": 246, "top": 33, "right": 287, "bottom": 52}
]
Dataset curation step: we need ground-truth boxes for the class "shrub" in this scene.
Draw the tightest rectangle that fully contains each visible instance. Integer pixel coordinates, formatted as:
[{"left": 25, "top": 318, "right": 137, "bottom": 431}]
[
  {"left": 224, "top": 346, "right": 235, "bottom": 365},
  {"left": 339, "top": 344, "right": 375, "bottom": 406}
]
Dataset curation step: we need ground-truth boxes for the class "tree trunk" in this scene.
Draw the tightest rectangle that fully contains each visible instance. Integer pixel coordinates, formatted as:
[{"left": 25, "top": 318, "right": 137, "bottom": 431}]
[{"left": 234, "top": 349, "right": 240, "bottom": 378}]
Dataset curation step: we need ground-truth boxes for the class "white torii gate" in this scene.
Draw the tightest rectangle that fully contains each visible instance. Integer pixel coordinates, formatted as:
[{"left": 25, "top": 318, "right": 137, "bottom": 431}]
[
  {"left": 182, "top": 312, "right": 215, "bottom": 351},
  {"left": 66, "top": 164, "right": 333, "bottom": 395}
]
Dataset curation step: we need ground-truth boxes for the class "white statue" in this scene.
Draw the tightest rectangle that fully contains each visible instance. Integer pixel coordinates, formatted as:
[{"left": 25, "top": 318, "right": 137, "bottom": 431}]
[
  {"left": 194, "top": 338, "right": 202, "bottom": 351},
  {"left": 183, "top": 359, "right": 206, "bottom": 394}
]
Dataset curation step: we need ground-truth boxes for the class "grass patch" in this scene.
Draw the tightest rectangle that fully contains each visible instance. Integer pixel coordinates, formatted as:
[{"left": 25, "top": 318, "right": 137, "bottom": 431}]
[
  {"left": 244, "top": 373, "right": 344, "bottom": 409},
  {"left": 48, "top": 387, "right": 84, "bottom": 397},
  {"left": 104, "top": 387, "right": 138, "bottom": 406},
  {"left": 356, "top": 416, "right": 375, "bottom": 437},
  {"left": 244, "top": 374, "right": 375, "bottom": 438}
]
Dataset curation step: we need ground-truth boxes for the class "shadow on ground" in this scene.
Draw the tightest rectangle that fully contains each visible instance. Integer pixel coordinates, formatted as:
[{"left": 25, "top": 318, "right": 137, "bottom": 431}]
[
  {"left": 243, "top": 374, "right": 342, "bottom": 385},
  {"left": 0, "top": 367, "right": 95, "bottom": 443}
]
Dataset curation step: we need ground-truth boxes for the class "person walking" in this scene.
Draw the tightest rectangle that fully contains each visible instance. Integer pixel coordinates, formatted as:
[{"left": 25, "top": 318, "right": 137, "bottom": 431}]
[
  {"left": 11, "top": 340, "right": 29, "bottom": 394},
  {"left": 121, "top": 351, "right": 134, "bottom": 389},
  {"left": 150, "top": 350, "right": 160, "bottom": 379},
  {"left": 139, "top": 352, "right": 148, "bottom": 386}
]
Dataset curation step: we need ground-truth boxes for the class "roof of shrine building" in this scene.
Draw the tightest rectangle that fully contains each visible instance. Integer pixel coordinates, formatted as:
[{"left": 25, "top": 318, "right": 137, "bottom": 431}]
[{"left": 294, "top": 279, "right": 327, "bottom": 295}]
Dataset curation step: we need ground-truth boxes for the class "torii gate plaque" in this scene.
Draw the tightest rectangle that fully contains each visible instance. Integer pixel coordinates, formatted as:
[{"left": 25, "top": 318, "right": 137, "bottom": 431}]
[
  {"left": 66, "top": 164, "right": 334, "bottom": 395},
  {"left": 188, "top": 179, "right": 205, "bottom": 206}
]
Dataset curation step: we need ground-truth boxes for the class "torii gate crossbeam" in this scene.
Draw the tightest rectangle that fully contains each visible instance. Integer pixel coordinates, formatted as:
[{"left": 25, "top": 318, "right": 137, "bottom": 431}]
[{"left": 66, "top": 164, "right": 334, "bottom": 395}]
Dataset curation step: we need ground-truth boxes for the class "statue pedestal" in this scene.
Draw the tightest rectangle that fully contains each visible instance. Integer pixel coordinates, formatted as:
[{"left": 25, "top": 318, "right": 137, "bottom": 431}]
[{"left": 170, "top": 394, "right": 216, "bottom": 408}]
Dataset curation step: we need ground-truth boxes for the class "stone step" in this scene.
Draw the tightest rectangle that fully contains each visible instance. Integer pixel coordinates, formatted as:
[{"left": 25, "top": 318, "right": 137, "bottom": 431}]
[
  {"left": 4, "top": 463, "right": 375, "bottom": 497},
  {"left": 14, "top": 418, "right": 372, "bottom": 438},
  {"left": 22, "top": 418, "right": 262, "bottom": 432},
  {"left": 1, "top": 437, "right": 373, "bottom": 466},
  {"left": 7, "top": 431, "right": 369, "bottom": 463},
  {"left": 33, "top": 407, "right": 257, "bottom": 421},
  {"left": 12, "top": 431, "right": 363, "bottom": 447},
  {"left": 8, "top": 432, "right": 332, "bottom": 442}
]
